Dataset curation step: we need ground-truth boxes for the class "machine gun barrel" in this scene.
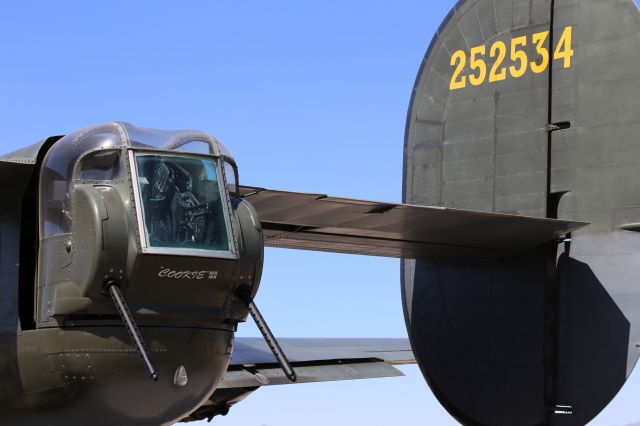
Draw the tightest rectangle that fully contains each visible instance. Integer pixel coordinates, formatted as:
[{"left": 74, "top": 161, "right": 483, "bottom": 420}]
[
  {"left": 106, "top": 281, "right": 159, "bottom": 381},
  {"left": 238, "top": 288, "right": 297, "bottom": 382}
]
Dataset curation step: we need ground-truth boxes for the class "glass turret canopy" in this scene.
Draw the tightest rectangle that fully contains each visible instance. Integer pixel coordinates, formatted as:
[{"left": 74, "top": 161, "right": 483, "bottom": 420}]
[{"left": 39, "top": 122, "right": 236, "bottom": 257}]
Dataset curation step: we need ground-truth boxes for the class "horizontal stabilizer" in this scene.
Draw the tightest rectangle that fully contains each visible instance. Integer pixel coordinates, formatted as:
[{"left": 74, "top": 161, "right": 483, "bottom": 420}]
[
  {"left": 222, "top": 337, "right": 414, "bottom": 389},
  {"left": 230, "top": 337, "right": 415, "bottom": 365},
  {"left": 240, "top": 186, "right": 586, "bottom": 261},
  {"left": 184, "top": 338, "right": 414, "bottom": 421},
  {"left": 221, "top": 361, "right": 403, "bottom": 389}
]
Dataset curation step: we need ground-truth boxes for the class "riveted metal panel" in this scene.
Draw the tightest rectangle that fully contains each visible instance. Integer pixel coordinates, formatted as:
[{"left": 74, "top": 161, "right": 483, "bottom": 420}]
[
  {"left": 550, "top": 1, "right": 640, "bottom": 424},
  {"left": 405, "top": 0, "right": 552, "bottom": 217}
]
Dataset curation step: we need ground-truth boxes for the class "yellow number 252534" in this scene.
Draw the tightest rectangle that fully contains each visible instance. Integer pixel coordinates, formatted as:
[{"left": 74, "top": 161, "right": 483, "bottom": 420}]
[{"left": 449, "top": 26, "right": 574, "bottom": 91}]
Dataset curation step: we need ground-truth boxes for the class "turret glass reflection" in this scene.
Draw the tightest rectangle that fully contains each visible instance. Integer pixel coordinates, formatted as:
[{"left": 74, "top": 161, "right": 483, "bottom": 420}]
[{"left": 134, "top": 153, "right": 230, "bottom": 253}]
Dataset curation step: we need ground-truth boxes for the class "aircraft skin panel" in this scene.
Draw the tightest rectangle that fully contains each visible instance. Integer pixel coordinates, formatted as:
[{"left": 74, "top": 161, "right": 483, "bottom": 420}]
[
  {"left": 219, "top": 338, "right": 412, "bottom": 388},
  {"left": 0, "top": 170, "right": 32, "bottom": 402},
  {"left": 229, "top": 337, "right": 415, "bottom": 366},
  {"left": 0, "top": 140, "right": 49, "bottom": 165},
  {"left": 0, "top": 138, "right": 60, "bottom": 189},
  {"left": 220, "top": 361, "right": 403, "bottom": 389},
  {"left": 240, "top": 186, "right": 584, "bottom": 262},
  {"left": 549, "top": 0, "right": 640, "bottom": 424},
  {"left": 405, "top": 0, "right": 551, "bottom": 217},
  {"left": 552, "top": 0, "right": 640, "bottom": 368},
  {"left": 0, "top": 162, "right": 34, "bottom": 181},
  {"left": 0, "top": 138, "right": 59, "bottom": 177}
]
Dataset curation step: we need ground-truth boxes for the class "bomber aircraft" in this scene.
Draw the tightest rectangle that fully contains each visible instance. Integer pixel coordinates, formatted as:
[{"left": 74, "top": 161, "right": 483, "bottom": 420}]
[
  {"left": 0, "top": 122, "right": 579, "bottom": 426},
  {"left": 1, "top": 0, "right": 640, "bottom": 425}
]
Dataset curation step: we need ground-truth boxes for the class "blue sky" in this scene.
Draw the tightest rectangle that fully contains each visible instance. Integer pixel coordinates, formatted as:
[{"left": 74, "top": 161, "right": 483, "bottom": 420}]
[{"left": 1, "top": 1, "right": 639, "bottom": 424}]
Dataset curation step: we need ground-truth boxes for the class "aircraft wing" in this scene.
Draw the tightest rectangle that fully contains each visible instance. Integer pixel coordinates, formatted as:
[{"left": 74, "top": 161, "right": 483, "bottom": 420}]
[
  {"left": 239, "top": 186, "right": 587, "bottom": 261},
  {"left": 221, "top": 337, "right": 414, "bottom": 389}
]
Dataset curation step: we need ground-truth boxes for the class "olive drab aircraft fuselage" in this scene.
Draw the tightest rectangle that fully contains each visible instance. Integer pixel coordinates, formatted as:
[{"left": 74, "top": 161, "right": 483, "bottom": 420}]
[{"left": 0, "top": 123, "right": 265, "bottom": 424}]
